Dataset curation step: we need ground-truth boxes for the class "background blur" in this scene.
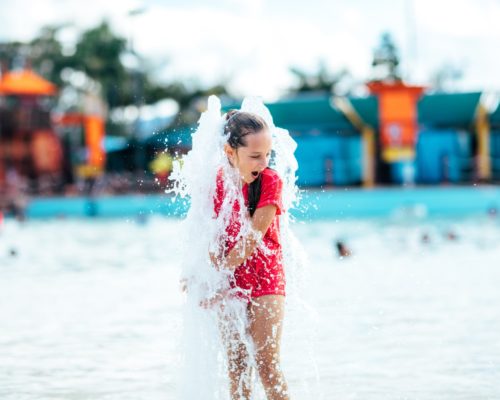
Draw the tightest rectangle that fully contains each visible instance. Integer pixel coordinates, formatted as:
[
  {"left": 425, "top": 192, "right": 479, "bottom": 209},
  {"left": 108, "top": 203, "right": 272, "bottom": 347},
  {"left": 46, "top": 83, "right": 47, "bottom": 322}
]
[
  {"left": 1, "top": 0, "right": 500, "bottom": 219},
  {"left": 1, "top": 2, "right": 500, "bottom": 399}
]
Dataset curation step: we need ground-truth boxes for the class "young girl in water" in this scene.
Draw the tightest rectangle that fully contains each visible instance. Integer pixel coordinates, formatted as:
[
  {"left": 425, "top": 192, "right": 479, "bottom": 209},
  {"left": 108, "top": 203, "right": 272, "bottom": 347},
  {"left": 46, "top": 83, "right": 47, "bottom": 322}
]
[{"left": 209, "top": 110, "right": 290, "bottom": 400}]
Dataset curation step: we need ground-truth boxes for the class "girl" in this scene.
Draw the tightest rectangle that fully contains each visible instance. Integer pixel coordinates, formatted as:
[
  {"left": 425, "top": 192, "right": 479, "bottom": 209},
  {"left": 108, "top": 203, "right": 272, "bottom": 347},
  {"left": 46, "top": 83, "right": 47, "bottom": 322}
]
[{"left": 209, "top": 110, "right": 290, "bottom": 400}]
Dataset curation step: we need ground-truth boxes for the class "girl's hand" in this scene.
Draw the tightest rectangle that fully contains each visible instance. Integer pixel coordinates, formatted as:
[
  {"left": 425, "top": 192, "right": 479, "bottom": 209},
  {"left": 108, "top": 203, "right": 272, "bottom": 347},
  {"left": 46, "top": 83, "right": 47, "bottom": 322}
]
[
  {"left": 209, "top": 252, "right": 222, "bottom": 270},
  {"left": 199, "top": 288, "right": 230, "bottom": 309}
]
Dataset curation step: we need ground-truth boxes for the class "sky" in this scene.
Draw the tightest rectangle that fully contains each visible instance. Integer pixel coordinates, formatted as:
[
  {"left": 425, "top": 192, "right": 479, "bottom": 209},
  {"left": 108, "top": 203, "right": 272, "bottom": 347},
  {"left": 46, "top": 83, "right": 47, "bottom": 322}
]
[{"left": 1, "top": 0, "right": 500, "bottom": 100}]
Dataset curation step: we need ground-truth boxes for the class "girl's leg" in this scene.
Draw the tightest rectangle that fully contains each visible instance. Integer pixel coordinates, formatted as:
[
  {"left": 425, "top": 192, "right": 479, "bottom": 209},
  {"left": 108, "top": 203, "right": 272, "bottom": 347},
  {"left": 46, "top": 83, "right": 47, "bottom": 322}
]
[
  {"left": 226, "top": 329, "right": 253, "bottom": 399},
  {"left": 248, "top": 295, "right": 289, "bottom": 400},
  {"left": 219, "top": 304, "right": 253, "bottom": 399}
]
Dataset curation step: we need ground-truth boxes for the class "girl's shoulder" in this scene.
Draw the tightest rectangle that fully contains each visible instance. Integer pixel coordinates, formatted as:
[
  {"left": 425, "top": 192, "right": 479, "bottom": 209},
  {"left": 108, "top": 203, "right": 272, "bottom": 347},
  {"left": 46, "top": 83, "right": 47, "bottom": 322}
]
[
  {"left": 216, "top": 166, "right": 224, "bottom": 180},
  {"left": 214, "top": 168, "right": 225, "bottom": 215},
  {"left": 261, "top": 168, "right": 282, "bottom": 185},
  {"left": 257, "top": 168, "right": 284, "bottom": 213},
  {"left": 215, "top": 167, "right": 227, "bottom": 191}
]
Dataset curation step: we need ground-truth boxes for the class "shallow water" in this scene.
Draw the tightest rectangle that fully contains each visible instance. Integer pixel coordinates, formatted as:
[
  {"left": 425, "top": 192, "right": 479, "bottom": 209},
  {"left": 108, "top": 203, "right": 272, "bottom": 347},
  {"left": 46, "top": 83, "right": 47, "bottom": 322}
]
[{"left": 1, "top": 216, "right": 500, "bottom": 399}]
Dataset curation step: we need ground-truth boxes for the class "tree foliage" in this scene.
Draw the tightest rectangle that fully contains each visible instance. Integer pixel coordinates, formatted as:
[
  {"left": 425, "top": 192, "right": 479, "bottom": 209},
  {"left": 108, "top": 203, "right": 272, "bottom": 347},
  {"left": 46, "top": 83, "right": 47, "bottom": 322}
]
[
  {"left": 69, "top": 21, "right": 130, "bottom": 107},
  {"left": 288, "top": 61, "right": 350, "bottom": 95},
  {"left": 371, "top": 32, "right": 402, "bottom": 82},
  {"left": 0, "top": 20, "right": 230, "bottom": 115},
  {"left": 29, "top": 25, "right": 70, "bottom": 86}
]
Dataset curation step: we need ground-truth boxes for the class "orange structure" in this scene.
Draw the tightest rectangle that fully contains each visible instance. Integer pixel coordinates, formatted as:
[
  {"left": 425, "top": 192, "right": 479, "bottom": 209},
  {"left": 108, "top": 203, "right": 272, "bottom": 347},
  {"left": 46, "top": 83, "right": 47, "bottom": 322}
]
[
  {"left": 0, "top": 69, "right": 62, "bottom": 191},
  {"left": 367, "top": 81, "right": 425, "bottom": 162},
  {"left": 0, "top": 69, "right": 57, "bottom": 96},
  {"left": 53, "top": 112, "right": 106, "bottom": 177}
]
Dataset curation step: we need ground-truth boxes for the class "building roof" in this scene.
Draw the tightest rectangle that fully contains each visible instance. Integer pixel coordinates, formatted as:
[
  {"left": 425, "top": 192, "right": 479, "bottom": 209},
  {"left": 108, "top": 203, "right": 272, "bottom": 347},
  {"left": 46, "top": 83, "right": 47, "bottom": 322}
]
[
  {"left": 0, "top": 69, "right": 57, "bottom": 96},
  {"left": 417, "top": 92, "right": 481, "bottom": 129},
  {"left": 267, "top": 92, "right": 482, "bottom": 133},
  {"left": 348, "top": 96, "right": 379, "bottom": 128},
  {"left": 216, "top": 91, "right": 485, "bottom": 142},
  {"left": 224, "top": 95, "right": 361, "bottom": 135},
  {"left": 490, "top": 102, "right": 500, "bottom": 128},
  {"left": 266, "top": 96, "right": 357, "bottom": 134}
]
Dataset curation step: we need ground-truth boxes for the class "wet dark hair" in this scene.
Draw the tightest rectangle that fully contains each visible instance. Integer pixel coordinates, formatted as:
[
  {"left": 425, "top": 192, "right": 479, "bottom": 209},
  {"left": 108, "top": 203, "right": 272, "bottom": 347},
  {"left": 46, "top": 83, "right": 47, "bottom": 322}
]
[
  {"left": 224, "top": 110, "right": 268, "bottom": 217},
  {"left": 224, "top": 110, "right": 268, "bottom": 149}
]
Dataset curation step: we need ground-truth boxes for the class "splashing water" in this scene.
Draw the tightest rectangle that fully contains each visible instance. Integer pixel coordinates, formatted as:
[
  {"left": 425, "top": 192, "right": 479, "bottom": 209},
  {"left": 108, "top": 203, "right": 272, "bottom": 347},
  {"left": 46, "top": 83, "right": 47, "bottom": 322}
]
[{"left": 168, "top": 96, "right": 321, "bottom": 399}]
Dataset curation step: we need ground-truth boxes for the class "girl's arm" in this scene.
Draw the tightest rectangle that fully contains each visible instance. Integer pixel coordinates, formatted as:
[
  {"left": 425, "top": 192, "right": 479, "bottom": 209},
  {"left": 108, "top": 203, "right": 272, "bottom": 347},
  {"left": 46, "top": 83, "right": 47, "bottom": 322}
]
[{"left": 216, "top": 205, "right": 277, "bottom": 270}]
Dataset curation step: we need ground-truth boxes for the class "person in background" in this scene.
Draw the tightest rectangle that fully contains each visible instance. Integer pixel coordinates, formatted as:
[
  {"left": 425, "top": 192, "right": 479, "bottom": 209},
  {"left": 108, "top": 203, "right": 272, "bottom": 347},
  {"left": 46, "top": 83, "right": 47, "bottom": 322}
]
[{"left": 335, "top": 240, "right": 352, "bottom": 258}]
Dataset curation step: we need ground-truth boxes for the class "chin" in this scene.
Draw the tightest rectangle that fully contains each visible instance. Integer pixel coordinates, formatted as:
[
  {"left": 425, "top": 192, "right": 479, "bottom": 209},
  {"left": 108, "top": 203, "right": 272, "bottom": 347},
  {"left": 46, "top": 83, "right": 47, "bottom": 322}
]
[{"left": 243, "top": 176, "right": 254, "bottom": 184}]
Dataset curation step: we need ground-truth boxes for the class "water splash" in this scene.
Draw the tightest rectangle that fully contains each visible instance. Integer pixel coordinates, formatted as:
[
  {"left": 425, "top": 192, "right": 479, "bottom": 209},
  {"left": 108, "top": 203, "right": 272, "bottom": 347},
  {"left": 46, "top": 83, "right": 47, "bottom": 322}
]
[{"left": 168, "top": 96, "right": 321, "bottom": 399}]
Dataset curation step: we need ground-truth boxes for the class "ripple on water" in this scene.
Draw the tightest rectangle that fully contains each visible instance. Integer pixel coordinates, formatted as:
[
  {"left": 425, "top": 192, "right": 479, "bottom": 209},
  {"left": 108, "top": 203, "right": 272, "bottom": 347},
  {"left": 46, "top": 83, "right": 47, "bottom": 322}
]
[{"left": 0, "top": 216, "right": 499, "bottom": 399}]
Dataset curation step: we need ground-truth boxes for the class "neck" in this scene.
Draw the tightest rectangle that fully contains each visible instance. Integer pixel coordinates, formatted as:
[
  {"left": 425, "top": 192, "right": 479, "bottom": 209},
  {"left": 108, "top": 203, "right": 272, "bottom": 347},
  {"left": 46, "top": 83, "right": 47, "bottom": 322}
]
[{"left": 224, "top": 164, "right": 243, "bottom": 187}]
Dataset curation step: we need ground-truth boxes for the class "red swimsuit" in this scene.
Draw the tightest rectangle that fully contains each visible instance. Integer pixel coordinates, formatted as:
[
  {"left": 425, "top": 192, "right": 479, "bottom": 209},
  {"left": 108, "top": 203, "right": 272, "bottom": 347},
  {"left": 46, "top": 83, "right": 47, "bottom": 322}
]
[{"left": 213, "top": 168, "right": 286, "bottom": 299}]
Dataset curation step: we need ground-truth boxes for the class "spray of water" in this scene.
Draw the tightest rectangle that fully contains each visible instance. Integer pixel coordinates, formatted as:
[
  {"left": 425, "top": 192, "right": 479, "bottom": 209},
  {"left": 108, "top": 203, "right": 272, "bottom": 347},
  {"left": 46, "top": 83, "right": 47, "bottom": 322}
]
[{"left": 168, "top": 96, "right": 320, "bottom": 399}]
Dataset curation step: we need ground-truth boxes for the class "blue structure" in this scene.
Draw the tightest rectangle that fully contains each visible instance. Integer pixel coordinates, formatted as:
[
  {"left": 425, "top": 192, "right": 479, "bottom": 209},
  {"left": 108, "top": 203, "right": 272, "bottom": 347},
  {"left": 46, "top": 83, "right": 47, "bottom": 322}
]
[
  {"left": 168, "top": 92, "right": 487, "bottom": 187},
  {"left": 292, "top": 135, "right": 362, "bottom": 186},
  {"left": 25, "top": 186, "right": 500, "bottom": 219},
  {"left": 415, "top": 92, "right": 481, "bottom": 184},
  {"left": 263, "top": 97, "right": 364, "bottom": 187},
  {"left": 490, "top": 103, "right": 500, "bottom": 180},
  {"left": 416, "top": 130, "right": 471, "bottom": 183},
  {"left": 279, "top": 93, "right": 482, "bottom": 186}
]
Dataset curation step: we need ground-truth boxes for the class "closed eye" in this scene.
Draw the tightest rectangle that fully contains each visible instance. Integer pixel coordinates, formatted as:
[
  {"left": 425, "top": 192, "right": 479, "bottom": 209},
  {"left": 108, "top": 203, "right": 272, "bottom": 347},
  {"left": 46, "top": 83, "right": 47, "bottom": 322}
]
[{"left": 251, "top": 153, "right": 271, "bottom": 159}]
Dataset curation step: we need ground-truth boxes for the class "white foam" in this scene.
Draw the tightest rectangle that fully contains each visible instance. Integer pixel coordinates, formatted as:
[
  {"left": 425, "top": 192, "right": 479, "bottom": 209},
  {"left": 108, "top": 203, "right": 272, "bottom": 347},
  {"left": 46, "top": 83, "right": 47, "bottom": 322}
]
[{"left": 168, "top": 96, "right": 319, "bottom": 399}]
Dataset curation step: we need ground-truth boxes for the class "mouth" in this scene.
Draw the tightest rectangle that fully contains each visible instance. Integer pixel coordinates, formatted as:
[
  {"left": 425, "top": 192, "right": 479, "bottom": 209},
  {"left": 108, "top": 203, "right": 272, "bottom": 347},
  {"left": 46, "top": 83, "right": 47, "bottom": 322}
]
[{"left": 251, "top": 171, "right": 259, "bottom": 179}]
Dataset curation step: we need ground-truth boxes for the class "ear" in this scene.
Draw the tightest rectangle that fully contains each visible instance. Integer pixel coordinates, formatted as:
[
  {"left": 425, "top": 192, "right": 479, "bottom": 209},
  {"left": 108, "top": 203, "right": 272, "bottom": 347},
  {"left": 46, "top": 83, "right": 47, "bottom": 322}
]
[
  {"left": 224, "top": 143, "right": 234, "bottom": 158},
  {"left": 224, "top": 143, "right": 237, "bottom": 166}
]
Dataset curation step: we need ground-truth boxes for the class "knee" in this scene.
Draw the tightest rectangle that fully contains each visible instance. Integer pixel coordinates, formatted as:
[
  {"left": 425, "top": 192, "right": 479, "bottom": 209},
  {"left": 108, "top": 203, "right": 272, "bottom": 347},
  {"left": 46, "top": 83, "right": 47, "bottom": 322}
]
[
  {"left": 228, "top": 355, "right": 248, "bottom": 375},
  {"left": 228, "top": 349, "right": 250, "bottom": 374},
  {"left": 256, "top": 356, "right": 281, "bottom": 383}
]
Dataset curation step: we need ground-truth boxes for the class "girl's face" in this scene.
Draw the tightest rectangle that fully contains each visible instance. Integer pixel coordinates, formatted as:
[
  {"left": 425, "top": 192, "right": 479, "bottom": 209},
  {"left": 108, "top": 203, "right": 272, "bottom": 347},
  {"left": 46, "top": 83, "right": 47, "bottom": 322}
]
[{"left": 225, "top": 129, "right": 272, "bottom": 184}]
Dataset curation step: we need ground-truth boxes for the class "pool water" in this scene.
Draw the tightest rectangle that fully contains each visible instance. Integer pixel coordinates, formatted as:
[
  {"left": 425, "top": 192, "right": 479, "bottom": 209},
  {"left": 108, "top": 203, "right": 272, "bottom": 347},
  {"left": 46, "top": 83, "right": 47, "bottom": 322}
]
[{"left": 0, "top": 216, "right": 499, "bottom": 399}]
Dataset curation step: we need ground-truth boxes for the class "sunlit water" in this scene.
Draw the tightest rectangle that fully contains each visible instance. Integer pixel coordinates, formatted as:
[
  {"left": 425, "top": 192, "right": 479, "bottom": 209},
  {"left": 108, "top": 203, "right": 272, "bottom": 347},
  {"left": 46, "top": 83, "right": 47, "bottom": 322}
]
[
  {"left": 167, "top": 96, "right": 304, "bottom": 399},
  {"left": 1, "top": 216, "right": 500, "bottom": 399}
]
